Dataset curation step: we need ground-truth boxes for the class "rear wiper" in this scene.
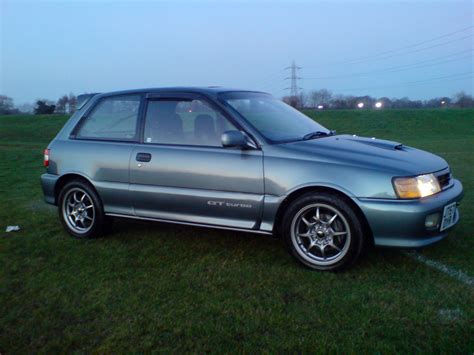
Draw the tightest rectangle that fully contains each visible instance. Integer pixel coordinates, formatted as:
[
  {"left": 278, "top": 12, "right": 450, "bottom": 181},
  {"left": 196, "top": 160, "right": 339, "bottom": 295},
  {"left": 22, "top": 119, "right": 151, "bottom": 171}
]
[{"left": 302, "top": 130, "right": 336, "bottom": 140}]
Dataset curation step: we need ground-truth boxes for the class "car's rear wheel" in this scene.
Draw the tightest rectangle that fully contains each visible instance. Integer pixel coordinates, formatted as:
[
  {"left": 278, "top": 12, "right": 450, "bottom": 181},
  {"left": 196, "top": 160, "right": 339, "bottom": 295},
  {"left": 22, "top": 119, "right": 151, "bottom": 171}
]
[
  {"left": 58, "top": 180, "right": 109, "bottom": 238},
  {"left": 282, "top": 192, "right": 366, "bottom": 271}
]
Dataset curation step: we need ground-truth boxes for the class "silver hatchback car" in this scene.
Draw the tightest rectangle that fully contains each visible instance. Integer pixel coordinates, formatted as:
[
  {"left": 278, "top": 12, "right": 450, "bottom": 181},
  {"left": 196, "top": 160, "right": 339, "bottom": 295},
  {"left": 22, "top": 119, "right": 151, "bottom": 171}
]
[{"left": 41, "top": 87, "right": 463, "bottom": 271}]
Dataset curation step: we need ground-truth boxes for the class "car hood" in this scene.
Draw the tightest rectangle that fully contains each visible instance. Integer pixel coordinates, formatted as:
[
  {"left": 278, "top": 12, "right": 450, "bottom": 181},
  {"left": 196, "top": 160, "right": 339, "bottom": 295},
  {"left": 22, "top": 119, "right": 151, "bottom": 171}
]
[{"left": 280, "top": 134, "right": 448, "bottom": 176}]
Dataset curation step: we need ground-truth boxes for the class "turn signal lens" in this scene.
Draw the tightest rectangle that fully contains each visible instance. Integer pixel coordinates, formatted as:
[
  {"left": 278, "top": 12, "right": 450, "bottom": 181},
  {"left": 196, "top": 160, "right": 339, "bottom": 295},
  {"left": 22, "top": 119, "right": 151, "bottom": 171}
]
[
  {"left": 43, "top": 149, "right": 50, "bottom": 167},
  {"left": 425, "top": 213, "right": 440, "bottom": 229},
  {"left": 393, "top": 174, "right": 441, "bottom": 199}
]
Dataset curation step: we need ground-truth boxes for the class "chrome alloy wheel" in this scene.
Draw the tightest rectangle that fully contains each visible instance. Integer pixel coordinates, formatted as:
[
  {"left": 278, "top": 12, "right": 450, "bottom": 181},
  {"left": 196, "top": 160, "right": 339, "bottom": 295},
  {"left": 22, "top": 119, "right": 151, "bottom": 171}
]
[
  {"left": 62, "top": 188, "right": 95, "bottom": 234},
  {"left": 290, "top": 203, "right": 351, "bottom": 266}
]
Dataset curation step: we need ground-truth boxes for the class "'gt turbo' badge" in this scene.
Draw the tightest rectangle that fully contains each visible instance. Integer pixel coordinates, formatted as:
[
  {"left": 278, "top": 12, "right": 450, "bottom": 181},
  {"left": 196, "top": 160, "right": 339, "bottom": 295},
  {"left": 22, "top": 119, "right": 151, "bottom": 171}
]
[{"left": 207, "top": 201, "right": 252, "bottom": 208}]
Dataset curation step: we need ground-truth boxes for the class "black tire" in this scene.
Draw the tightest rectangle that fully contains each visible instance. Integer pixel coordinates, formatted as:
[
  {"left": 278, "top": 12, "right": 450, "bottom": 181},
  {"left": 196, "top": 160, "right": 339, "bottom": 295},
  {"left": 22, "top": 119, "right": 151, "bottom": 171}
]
[
  {"left": 281, "top": 192, "right": 366, "bottom": 271},
  {"left": 57, "top": 179, "right": 108, "bottom": 239}
]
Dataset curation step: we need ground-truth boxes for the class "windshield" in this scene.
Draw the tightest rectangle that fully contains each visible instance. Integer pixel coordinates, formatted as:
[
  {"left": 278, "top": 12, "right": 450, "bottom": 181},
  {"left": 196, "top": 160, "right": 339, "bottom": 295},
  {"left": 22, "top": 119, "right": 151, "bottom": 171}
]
[{"left": 219, "top": 92, "right": 330, "bottom": 143}]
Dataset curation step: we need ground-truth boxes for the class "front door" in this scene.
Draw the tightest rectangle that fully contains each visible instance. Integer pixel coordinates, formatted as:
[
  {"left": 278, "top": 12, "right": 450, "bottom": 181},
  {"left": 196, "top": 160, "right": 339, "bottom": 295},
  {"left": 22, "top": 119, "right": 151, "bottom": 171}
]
[{"left": 129, "top": 95, "right": 264, "bottom": 230}]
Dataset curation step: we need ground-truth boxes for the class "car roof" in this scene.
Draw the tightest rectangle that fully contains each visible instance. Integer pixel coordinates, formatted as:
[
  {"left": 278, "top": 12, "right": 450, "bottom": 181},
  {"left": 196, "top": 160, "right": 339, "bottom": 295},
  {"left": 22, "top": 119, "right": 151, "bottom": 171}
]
[{"left": 94, "top": 86, "right": 270, "bottom": 99}]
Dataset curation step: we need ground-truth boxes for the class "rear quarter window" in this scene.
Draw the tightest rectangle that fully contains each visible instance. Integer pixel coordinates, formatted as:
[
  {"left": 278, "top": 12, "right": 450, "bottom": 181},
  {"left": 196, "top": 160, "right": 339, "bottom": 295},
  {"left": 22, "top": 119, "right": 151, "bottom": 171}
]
[{"left": 75, "top": 95, "right": 141, "bottom": 141}]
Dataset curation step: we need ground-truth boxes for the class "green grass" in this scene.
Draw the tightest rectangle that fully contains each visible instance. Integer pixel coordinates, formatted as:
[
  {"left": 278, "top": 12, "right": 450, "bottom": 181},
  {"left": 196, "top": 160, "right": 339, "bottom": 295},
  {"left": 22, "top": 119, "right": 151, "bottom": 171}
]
[{"left": 1, "top": 110, "right": 473, "bottom": 352}]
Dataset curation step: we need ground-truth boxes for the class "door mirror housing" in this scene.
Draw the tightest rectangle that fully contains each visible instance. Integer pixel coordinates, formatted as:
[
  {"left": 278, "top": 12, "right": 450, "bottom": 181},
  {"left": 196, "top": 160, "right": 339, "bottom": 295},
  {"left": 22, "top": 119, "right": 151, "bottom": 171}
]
[{"left": 221, "top": 130, "right": 253, "bottom": 149}]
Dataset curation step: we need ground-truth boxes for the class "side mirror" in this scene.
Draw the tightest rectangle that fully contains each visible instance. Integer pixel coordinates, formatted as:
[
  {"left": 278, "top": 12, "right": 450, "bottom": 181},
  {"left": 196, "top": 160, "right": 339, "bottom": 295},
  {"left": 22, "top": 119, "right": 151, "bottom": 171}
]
[{"left": 221, "top": 130, "right": 253, "bottom": 149}]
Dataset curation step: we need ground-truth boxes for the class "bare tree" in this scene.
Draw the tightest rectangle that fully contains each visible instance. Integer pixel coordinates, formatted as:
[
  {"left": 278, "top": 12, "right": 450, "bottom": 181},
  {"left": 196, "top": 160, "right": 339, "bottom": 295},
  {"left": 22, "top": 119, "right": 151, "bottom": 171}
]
[
  {"left": 454, "top": 91, "right": 474, "bottom": 108},
  {"left": 309, "top": 89, "right": 332, "bottom": 108},
  {"left": 56, "top": 95, "right": 69, "bottom": 114},
  {"left": 68, "top": 93, "right": 77, "bottom": 114},
  {"left": 377, "top": 97, "right": 392, "bottom": 109},
  {"left": 17, "top": 103, "right": 34, "bottom": 114},
  {"left": 283, "top": 94, "right": 306, "bottom": 108},
  {"left": 0, "top": 95, "right": 15, "bottom": 115},
  {"left": 331, "top": 95, "right": 351, "bottom": 109},
  {"left": 425, "top": 97, "right": 451, "bottom": 108},
  {"left": 298, "top": 91, "right": 307, "bottom": 108}
]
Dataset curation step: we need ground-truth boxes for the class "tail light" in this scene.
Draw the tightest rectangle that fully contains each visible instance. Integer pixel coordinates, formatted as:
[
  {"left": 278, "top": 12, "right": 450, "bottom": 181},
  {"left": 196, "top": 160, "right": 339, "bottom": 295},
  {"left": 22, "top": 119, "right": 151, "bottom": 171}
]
[{"left": 43, "top": 149, "right": 50, "bottom": 167}]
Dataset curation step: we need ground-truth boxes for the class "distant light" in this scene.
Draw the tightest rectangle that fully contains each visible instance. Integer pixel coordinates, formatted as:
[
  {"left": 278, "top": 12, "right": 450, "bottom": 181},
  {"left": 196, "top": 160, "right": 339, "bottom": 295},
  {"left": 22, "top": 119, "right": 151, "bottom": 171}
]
[
  {"left": 357, "top": 102, "right": 364, "bottom": 108},
  {"left": 375, "top": 102, "right": 383, "bottom": 108},
  {"left": 317, "top": 105, "right": 324, "bottom": 109}
]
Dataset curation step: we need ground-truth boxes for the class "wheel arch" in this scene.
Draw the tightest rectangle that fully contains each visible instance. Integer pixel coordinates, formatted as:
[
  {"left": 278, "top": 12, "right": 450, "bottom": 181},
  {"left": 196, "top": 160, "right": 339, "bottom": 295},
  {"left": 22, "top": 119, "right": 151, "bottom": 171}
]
[
  {"left": 273, "top": 185, "right": 374, "bottom": 244},
  {"left": 54, "top": 173, "right": 97, "bottom": 205}
]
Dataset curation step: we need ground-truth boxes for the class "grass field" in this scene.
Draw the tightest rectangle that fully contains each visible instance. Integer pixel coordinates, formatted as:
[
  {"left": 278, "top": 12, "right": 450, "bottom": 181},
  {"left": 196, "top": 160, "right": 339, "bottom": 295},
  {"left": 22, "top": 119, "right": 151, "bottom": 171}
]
[{"left": 1, "top": 109, "right": 473, "bottom": 352}]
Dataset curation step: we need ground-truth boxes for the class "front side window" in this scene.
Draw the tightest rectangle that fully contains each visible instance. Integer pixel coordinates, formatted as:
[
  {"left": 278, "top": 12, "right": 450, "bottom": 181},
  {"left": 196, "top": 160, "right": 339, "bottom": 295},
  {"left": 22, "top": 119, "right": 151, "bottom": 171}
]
[
  {"left": 219, "top": 92, "right": 329, "bottom": 143},
  {"left": 76, "top": 95, "right": 141, "bottom": 140},
  {"left": 144, "top": 99, "right": 237, "bottom": 146}
]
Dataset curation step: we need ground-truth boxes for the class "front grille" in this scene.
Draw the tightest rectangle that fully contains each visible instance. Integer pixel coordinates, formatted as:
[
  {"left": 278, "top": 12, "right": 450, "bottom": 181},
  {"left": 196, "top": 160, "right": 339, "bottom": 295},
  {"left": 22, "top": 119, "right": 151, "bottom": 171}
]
[{"left": 437, "top": 172, "right": 451, "bottom": 189}]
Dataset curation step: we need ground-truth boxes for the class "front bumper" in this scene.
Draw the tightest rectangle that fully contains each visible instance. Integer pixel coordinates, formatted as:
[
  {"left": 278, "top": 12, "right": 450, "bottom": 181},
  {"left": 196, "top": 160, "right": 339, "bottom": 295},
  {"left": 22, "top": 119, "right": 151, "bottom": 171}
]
[{"left": 357, "top": 179, "right": 464, "bottom": 248}]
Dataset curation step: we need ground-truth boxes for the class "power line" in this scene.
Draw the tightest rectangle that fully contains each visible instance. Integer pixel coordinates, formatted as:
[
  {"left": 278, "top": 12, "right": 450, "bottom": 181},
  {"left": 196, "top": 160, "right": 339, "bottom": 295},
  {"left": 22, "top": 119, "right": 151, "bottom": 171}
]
[
  {"left": 262, "top": 62, "right": 472, "bottom": 95},
  {"left": 303, "top": 50, "right": 473, "bottom": 80},
  {"left": 255, "top": 69, "right": 285, "bottom": 90},
  {"left": 257, "top": 26, "right": 473, "bottom": 96},
  {"left": 284, "top": 60, "right": 302, "bottom": 97},
  {"left": 303, "top": 26, "right": 473, "bottom": 69},
  {"left": 369, "top": 49, "right": 473, "bottom": 71},
  {"left": 383, "top": 54, "right": 472, "bottom": 73},
  {"left": 345, "top": 34, "right": 472, "bottom": 65},
  {"left": 334, "top": 71, "right": 472, "bottom": 93},
  {"left": 334, "top": 25, "right": 473, "bottom": 64}
]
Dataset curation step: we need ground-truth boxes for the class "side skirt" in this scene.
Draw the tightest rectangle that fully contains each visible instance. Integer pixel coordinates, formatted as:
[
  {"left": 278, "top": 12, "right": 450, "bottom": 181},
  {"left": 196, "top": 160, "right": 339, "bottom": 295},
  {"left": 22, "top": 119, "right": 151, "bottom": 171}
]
[{"left": 106, "top": 213, "right": 274, "bottom": 236}]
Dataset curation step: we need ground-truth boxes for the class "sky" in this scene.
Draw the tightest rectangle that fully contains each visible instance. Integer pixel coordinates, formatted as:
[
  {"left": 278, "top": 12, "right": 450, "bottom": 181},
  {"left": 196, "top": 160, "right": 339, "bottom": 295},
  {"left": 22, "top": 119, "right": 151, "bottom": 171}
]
[{"left": 0, "top": 0, "right": 473, "bottom": 105}]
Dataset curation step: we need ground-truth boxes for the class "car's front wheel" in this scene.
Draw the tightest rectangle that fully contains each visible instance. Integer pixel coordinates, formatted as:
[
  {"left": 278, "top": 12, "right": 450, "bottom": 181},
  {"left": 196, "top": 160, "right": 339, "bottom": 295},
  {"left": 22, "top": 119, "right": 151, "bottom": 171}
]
[
  {"left": 282, "top": 192, "right": 366, "bottom": 271},
  {"left": 58, "top": 180, "right": 109, "bottom": 238}
]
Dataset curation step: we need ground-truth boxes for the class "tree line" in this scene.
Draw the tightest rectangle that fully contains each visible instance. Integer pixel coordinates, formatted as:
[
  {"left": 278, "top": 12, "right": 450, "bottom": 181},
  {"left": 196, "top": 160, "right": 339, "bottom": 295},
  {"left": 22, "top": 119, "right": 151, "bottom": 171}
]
[
  {"left": 0, "top": 94, "right": 77, "bottom": 115},
  {"left": 283, "top": 90, "right": 474, "bottom": 109},
  {"left": 1, "top": 90, "right": 473, "bottom": 116}
]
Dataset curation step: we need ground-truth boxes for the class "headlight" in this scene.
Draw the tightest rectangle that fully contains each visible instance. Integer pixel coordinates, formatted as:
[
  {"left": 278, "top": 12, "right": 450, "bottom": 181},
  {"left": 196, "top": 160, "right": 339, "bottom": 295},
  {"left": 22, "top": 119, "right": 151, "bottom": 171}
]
[{"left": 393, "top": 173, "right": 441, "bottom": 199}]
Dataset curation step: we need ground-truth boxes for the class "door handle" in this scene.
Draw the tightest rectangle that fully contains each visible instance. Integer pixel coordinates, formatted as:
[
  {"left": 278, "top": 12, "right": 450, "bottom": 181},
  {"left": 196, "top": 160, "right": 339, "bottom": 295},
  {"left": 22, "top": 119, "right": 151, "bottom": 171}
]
[{"left": 136, "top": 152, "right": 152, "bottom": 162}]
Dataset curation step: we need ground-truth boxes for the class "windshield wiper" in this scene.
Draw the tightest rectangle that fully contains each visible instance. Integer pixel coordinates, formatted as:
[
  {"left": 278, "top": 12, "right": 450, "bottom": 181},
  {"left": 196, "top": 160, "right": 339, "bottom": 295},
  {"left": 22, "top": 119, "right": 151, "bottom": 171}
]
[{"left": 302, "top": 130, "right": 336, "bottom": 140}]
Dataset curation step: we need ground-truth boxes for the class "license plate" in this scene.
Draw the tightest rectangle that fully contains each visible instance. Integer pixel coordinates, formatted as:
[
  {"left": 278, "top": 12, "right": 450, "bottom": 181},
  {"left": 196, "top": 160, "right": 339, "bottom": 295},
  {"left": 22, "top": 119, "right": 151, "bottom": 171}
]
[{"left": 440, "top": 202, "right": 457, "bottom": 231}]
